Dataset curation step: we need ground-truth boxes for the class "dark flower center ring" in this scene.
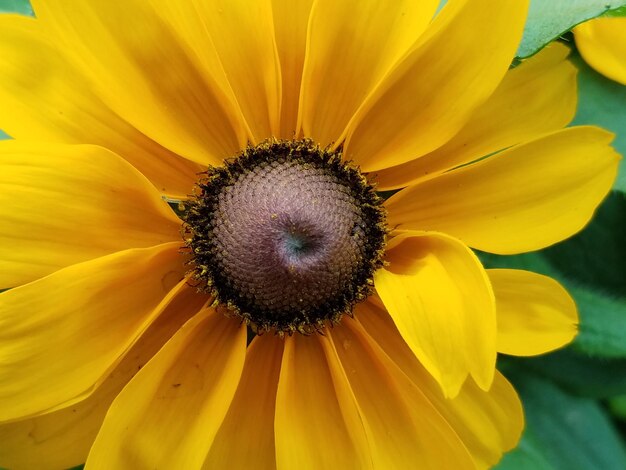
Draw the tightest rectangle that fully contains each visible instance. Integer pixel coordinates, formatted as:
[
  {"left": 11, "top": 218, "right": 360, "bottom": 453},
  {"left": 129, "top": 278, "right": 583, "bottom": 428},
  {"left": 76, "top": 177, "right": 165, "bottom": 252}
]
[{"left": 182, "top": 139, "right": 387, "bottom": 335}]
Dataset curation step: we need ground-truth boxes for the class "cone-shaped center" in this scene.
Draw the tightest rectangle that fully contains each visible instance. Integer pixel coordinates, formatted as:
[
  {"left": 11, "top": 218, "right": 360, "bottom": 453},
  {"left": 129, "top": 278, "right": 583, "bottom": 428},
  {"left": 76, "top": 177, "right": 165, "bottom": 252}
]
[{"left": 183, "top": 140, "right": 386, "bottom": 334}]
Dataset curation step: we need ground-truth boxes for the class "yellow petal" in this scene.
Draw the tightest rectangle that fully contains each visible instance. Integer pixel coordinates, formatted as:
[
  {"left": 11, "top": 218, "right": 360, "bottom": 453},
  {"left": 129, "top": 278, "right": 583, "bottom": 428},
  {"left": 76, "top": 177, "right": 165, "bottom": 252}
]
[
  {"left": 299, "top": 0, "right": 438, "bottom": 146},
  {"left": 328, "top": 320, "right": 476, "bottom": 469},
  {"left": 357, "top": 298, "right": 523, "bottom": 468},
  {"left": 0, "top": 243, "right": 185, "bottom": 422},
  {"left": 488, "top": 269, "right": 578, "bottom": 356},
  {"left": 343, "top": 0, "right": 530, "bottom": 172},
  {"left": 271, "top": 0, "right": 314, "bottom": 138},
  {"left": 0, "top": 15, "right": 201, "bottom": 199},
  {"left": 449, "top": 375, "right": 523, "bottom": 469},
  {"left": 275, "top": 334, "right": 372, "bottom": 470},
  {"left": 0, "top": 284, "right": 208, "bottom": 470},
  {"left": 192, "top": 0, "right": 282, "bottom": 141},
  {"left": 575, "top": 17, "right": 626, "bottom": 85},
  {"left": 205, "top": 334, "right": 284, "bottom": 470},
  {"left": 0, "top": 141, "right": 181, "bottom": 287},
  {"left": 30, "top": 0, "right": 249, "bottom": 164},
  {"left": 374, "top": 42, "right": 577, "bottom": 190},
  {"left": 386, "top": 126, "right": 620, "bottom": 254},
  {"left": 374, "top": 231, "right": 496, "bottom": 396},
  {"left": 85, "top": 309, "right": 246, "bottom": 469}
]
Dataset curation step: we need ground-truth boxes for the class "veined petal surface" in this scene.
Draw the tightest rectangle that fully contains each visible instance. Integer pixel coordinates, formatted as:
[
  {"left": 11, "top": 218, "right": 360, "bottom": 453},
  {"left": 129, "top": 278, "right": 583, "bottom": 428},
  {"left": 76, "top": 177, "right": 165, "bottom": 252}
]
[
  {"left": 357, "top": 299, "right": 523, "bottom": 468},
  {"left": 0, "top": 284, "right": 208, "bottom": 470},
  {"left": 86, "top": 309, "right": 246, "bottom": 469},
  {"left": 328, "top": 320, "right": 476, "bottom": 469},
  {"left": 344, "top": 0, "right": 529, "bottom": 171},
  {"left": 489, "top": 269, "right": 578, "bottom": 356},
  {"left": 374, "top": 42, "right": 577, "bottom": 190},
  {"left": 191, "top": 0, "right": 282, "bottom": 141},
  {"left": 30, "top": 0, "right": 249, "bottom": 165},
  {"left": 204, "top": 335, "right": 284, "bottom": 470},
  {"left": 386, "top": 126, "right": 620, "bottom": 254},
  {"left": 0, "top": 15, "right": 202, "bottom": 198},
  {"left": 0, "top": 142, "right": 180, "bottom": 287},
  {"left": 0, "top": 243, "right": 185, "bottom": 422},
  {"left": 299, "top": 0, "right": 438, "bottom": 146},
  {"left": 272, "top": 0, "right": 314, "bottom": 138},
  {"left": 275, "top": 334, "right": 372, "bottom": 470},
  {"left": 374, "top": 232, "right": 496, "bottom": 397}
]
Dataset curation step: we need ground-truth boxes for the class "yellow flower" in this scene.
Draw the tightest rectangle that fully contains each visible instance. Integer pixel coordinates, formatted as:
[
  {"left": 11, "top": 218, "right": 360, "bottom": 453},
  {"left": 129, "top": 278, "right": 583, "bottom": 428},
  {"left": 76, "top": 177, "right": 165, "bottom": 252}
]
[
  {"left": 574, "top": 16, "right": 626, "bottom": 85},
  {"left": 0, "top": 0, "right": 620, "bottom": 469}
]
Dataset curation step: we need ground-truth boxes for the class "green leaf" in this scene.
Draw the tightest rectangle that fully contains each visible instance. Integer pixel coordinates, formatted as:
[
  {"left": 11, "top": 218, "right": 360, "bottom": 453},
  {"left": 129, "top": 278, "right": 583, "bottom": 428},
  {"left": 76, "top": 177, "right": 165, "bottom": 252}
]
[
  {"left": 542, "top": 192, "right": 626, "bottom": 292},
  {"left": 602, "top": 5, "right": 626, "bottom": 16},
  {"left": 497, "top": 429, "right": 555, "bottom": 470},
  {"left": 516, "top": 349, "right": 626, "bottom": 399},
  {"left": 517, "top": 0, "right": 626, "bottom": 58},
  {"left": 497, "top": 370, "right": 626, "bottom": 470},
  {"left": 0, "top": 0, "right": 32, "bottom": 15},
  {"left": 568, "top": 283, "right": 626, "bottom": 358},
  {"left": 608, "top": 395, "right": 626, "bottom": 420},
  {"left": 571, "top": 53, "right": 626, "bottom": 194}
]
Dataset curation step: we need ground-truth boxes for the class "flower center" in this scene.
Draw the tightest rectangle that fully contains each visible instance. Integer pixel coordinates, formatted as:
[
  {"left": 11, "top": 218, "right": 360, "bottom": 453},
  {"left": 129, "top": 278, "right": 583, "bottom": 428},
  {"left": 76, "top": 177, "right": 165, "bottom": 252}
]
[{"left": 182, "top": 140, "right": 386, "bottom": 335}]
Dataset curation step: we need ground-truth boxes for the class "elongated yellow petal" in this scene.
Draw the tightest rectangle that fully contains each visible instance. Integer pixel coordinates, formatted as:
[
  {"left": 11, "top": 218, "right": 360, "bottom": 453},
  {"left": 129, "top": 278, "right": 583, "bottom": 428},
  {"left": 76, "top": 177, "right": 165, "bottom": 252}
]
[
  {"left": 0, "top": 15, "right": 202, "bottom": 199},
  {"left": 447, "top": 375, "right": 523, "bottom": 470},
  {"left": 204, "top": 335, "right": 284, "bottom": 470},
  {"left": 192, "top": 0, "right": 282, "bottom": 141},
  {"left": 357, "top": 298, "right": 523, "bottom": 468},
  {"left": 86, "top": 309, "right": 246, "bottom": 469},
  {"left": 386, "top": 126, "right": 620, "bottom": 254},
  {"left": 374, "top": 232, "right": 496, "bottom": 396},
  {"left": 275, "top": 335, "right": 372, "bottom": 470},
  {"left": 488, "top": 269, "right": 578, "bottom": 356},
  {"left": 328, "top": 320, "right": 476, "bottom": 469},
  {"left": 575, "top": 17, "right": 626, "bottom": 85},
  {"left": 344, "top": 0, "right": 529, "bottom": 171},
  {"left": 299, "top": 0, "right": 438, "bottom": 146},
  {"left": 271, "top": 0, "right": 314, "bottom": 138},
  {"left": 30, "top": 0, "right": 249, "bottom": 164},
  {"left": 0, "top": 284, "right": 208, "bottom": 470},
  {"left": 0, "top": 142, "right": 181, "bottom": 288},
  {"left": 374, "top": 42, "right": 577, "bottom": 190},
  {"left": 0, "top": 243, "right": 185, "bottom": 422}
]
